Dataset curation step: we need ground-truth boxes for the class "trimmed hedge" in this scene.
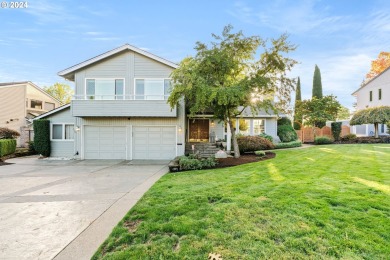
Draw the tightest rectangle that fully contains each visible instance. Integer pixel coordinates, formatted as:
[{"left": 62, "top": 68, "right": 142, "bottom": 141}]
[
  {"left": 314, "top": 136, "right": 333, "bottom": 145},
  {"left": 237, "top": 136, "right": 275, "bottom": 153},
  {"left": 331, "top": 122, "right": 342, "bottom": 141},
  {"left": 179, "top": 155, "right": 218, "bottom": 170},
  {"left": 277, "top": 125, "right": 298, "bottom": 142},
  {"left": 0, "top": 139, "right": 16, "bottom": 157},
  {"left": 33, "top": 119, "right": 51, "bottom": 157},
  {"left": 275, "top": 140, "right": 302, "bottom": 149}
]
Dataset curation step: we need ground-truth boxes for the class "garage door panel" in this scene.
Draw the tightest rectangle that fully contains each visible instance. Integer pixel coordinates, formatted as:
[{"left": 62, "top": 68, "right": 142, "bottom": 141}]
[
  {"left": 84, "top": 126, "right": 126, "bottom": 159},
  {"left": 133, "top": 126, "right": 176, "bottom": 160}
]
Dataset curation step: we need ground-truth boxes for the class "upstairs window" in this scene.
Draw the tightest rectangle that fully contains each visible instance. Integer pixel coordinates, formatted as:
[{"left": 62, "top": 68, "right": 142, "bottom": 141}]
[
  {"left": 369, "top": 91, "right": 372, "bottom": 102},
  {"left": 135, "top": 79, "right": 171, "bottom": 100},
  {"left": 379, "top": 89, "right": 382, "bottom": 100},
  {"left": 31, "top": 100, "right": 43, "bottom": 109},
  {"left": 86, "top": 79, "right": 124, "bottom": 100}
]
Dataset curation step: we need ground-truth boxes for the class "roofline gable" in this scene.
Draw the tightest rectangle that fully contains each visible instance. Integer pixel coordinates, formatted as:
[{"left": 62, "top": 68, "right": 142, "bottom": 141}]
[
  {"left": 58, "top": 44, "right": 178, "bottom": 80},
  {"left": 352, "top": 66, "right": 390, "bottom": 95},
  {"left": 33, "top": 103, "right": 71, "bottom": 120},
  {"left": 0, "top": 81, "right": 61, "bottom": 103}
]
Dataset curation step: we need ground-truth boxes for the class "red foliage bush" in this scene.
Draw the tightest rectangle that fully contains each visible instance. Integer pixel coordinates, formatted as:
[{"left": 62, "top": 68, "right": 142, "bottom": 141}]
[{"left": 237, "top": 136, "right": 275, "bottom": 153}]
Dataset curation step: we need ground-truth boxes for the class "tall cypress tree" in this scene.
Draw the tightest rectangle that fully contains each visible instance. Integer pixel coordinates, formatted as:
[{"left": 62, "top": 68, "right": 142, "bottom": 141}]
[
  {"left": 312, "top": 64, "right": 323, "bottom": 98},
  {"left": 293, "top": 77, "right": 302, "bottom": 130}
]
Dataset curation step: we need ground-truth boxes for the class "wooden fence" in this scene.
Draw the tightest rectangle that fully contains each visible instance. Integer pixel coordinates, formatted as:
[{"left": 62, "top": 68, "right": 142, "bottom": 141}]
[{"left": 296, "top": 125, "right": 351, "bottom": 143}]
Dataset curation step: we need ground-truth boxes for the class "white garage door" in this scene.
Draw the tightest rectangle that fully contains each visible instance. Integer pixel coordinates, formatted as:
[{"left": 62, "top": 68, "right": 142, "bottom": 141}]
[
  {"left": 84, "top": 126, "right": 126, "bottom": 159},
  {"left": 133, "top": 126, "right": 176, "bottom": 160}
]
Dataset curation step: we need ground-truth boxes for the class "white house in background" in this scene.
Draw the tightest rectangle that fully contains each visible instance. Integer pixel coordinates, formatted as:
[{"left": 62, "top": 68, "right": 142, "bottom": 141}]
[
  {"left": 0, "top": 81, "right": 61, "bottom": 146},
  {"left": 351, "top": 67, "right": 390, "bottom": 136},
  {"left": 34, "top": 44, "right": 279, "bottom": 160}
]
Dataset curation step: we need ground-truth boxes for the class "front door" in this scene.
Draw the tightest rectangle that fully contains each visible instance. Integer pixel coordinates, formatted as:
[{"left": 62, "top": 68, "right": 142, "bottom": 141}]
[{"left": 189, "top": 119, "right": 209, "bottom": 142}]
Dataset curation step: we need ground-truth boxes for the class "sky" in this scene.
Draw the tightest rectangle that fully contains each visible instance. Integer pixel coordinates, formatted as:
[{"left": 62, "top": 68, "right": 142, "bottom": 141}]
[{"left": 1, "top": 0, "right": 390, "bottom": 110}]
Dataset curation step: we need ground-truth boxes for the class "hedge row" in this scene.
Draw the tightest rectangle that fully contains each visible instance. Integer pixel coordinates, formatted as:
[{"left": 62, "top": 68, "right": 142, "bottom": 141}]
[
  {"left": 275, "top": 140, "right": 302, "bottom": 149},
  {"left": 33, "top": 119, "right": 51, "bottom": 157},
  {"left": 0, "top": 139, "right": 16, "bottom": 157}
]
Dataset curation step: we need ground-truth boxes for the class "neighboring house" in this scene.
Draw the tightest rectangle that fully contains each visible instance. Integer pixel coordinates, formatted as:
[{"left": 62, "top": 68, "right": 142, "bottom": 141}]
[
  {"left": 351, "top": 67, "right": 390, "bottom": 136},
  {"left": 34, "top": 44, "right": 279, "bottom": 160},
  {"left": 0, "top": 81, "right": 61, "bottom": 146}
]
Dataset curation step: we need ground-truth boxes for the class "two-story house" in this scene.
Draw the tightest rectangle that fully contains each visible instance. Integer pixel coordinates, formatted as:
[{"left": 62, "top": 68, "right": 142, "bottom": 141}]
[
  {"left": 0, "top": 81, "right": 61, "bottom": 146},
  {"left": 351, "top": 67, "right": 389, "bottom": 135},
  {"left": 35, "top": 44, "right": 278, "bottom": 160}
]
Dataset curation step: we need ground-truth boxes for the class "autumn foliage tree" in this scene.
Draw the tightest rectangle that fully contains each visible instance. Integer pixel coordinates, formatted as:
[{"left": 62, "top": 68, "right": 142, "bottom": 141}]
[
  {"left": 366, "top": 52, "right": 390, "bottom": 81},
  {"left": 168, "top": 25, "right": 297, "bottom": 158}
]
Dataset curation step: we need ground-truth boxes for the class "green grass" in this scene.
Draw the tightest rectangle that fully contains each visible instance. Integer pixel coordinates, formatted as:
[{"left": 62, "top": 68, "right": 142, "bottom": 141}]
[{"left": 93, "top": 144, "right": 390, "bottom": 259}]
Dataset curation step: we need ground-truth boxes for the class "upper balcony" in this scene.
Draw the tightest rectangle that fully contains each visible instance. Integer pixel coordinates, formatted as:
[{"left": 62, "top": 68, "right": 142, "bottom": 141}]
[{"left": 71, "top": 94, "right": 177, "bottom": 117}]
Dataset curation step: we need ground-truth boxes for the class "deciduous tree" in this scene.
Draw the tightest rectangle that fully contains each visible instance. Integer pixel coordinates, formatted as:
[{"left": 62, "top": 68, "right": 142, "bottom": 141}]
[
  {"left": 350, "top": 106, "right": 390, "bottom": 137},
  {"left": 366, "top": 52, "right": 390, "bottom": 81},
  {"left": 296, "top": 95, "right": 341, "bottom": 128},
  {"left": 337, "top": 106, "right": 350, "bottom": 120},
  {"left": 43, "top": 83, "right": 73, "bottom": 104},
  {"left": 168, "top": 25, "right": 297, "bottom": 158}
]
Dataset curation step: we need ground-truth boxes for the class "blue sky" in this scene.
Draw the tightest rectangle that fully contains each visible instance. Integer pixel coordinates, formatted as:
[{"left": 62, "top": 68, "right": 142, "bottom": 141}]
[{"left": 1, "top": 0, "right": 390, "bottom": 109}]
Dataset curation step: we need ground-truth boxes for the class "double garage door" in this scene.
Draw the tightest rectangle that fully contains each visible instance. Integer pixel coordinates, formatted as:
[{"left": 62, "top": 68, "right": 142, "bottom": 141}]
[{"left": 84, "top": 126, "right": 176, "bottom": 160}]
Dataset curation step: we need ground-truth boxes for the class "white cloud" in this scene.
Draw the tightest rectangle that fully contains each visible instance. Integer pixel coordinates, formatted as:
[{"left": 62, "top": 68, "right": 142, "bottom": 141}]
[{"left": 23, "top": 0, "right": 76, "bottom": 24}]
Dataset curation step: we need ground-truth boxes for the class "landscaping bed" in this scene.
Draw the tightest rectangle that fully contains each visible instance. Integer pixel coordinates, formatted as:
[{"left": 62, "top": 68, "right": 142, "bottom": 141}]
[{"left": 215, "top": 152, "right": 275, "bottom": 168}]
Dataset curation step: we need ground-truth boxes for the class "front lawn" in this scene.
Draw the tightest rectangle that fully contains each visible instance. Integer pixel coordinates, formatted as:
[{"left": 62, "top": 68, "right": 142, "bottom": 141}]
[{"left": 93, "top": 144, "right": 390, "bottom": 259}]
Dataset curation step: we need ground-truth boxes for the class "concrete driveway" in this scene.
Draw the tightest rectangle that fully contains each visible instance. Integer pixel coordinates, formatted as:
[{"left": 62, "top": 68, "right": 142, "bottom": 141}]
[{"left": 0, "top": 156, "right": 168, "bottom": 260}]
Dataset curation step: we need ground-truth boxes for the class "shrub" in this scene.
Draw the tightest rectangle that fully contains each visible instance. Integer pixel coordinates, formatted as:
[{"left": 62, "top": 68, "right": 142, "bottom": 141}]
[
  {"left": 254, "top": 150, "right": 266, "bottom": 157},
  {"left": 0, "top": 139, "right": 16, "bottom": 157},
  {"left": 201, "top": 156, "right": 218, "bottom": 168},
  {"left": 259, "top": 133, "right": 273, "bottom": 142},
  {"left": 33, "top": 120, "right": 51, "bottom": 157},
  {"left": 237, "top": 136, "right": 275, "bottom": 153},
  {"left": 331, "top": 122, "right": 342, "bottom": 141},
  {"left": 277, "top": 125, "right": 298, "bottom": 142},
  {"left": 275, "top": 140, "right": 302, "bottom": 149},
  {"left": 178, "top": 156, "right": 218, "bottom": 171},
  {"left": 277, "top": 117, "right": 292, "bottom": 126},
  {"left": 340, "top": 133, "right": 357, "bottom": 141},
  {"left": 179, "top": 157, "right": 203, "bottom": 170},
  {"left": 314, "top": 136, "right": 333, "bottom": 145},
  {"left": 0, "top": 127, "right": 20, "bottom": 139}
]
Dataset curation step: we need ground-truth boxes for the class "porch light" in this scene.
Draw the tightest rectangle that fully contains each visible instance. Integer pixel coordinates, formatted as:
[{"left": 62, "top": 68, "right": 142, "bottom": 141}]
[
  {"left": 211, "top": 120, "right": 215, "bottom": 126},
  {"left": 178, "top": 126, "right": 182, "bottom": 132},
  {"left": 74, "top": 126, "right": 81, "bottom": 132}
]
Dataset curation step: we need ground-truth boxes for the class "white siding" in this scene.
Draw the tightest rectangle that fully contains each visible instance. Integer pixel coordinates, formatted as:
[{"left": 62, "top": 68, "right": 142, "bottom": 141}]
[
  {"left": 265, "top": 118, "right": 277, "bottom": 138},
  {"left": 355, "top": 68, "right": 390, "bottom": 110}
]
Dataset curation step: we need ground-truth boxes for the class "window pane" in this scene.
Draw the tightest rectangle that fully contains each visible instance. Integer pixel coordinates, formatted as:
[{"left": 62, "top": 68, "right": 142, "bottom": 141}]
[
  {"left": 253, "top": 120, "right": 265, "bottom": 135},
  {"left": 65, "top": 124, "right": 74, "bottom": 140},
  {"left": 135, "top": 79, "right": 145, "bottom": 100},
  {"left": 86, "top": 79, "right": 95, "bottom": 99},
  {"left": 95, "top": 79, "right": 115, "bottom": 100},
  {"left": 53, "top": 124, "right": 63, "bottom": 140},
  {"left": 164, "top": 79, "right": 171, "bottom": 100},
  {"left": 379, "top": 89, "right": 382, "bottom": 100},
  {"left": 31, "top": 100, "right": 43, "bottom": 109},
  {"left": 115, "top": 79, "right": 124, "bottom": 100},
  {"left": 144, "top": 79, "right": 164, "bottom": 100},
  {"left": 369, "top": 91, "right": 372, "bottom": 101}
]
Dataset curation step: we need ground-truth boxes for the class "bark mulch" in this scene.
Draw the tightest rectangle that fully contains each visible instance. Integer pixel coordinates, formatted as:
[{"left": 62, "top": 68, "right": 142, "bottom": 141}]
[{"left": 215, "top": 152, "right": 275, "bottom": 168}]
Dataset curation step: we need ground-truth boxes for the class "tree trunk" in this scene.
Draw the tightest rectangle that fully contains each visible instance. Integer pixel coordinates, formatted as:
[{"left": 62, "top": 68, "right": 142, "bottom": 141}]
[
  {"left": 374, "top": 123, "right": 379, "bottom": 138},
  {"left": 228, "top": 119, "right": 240, "bottom": 158}
]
